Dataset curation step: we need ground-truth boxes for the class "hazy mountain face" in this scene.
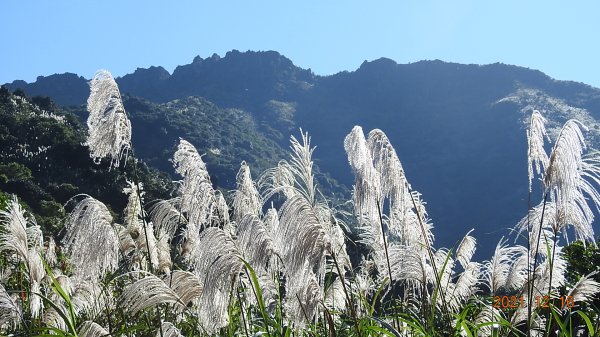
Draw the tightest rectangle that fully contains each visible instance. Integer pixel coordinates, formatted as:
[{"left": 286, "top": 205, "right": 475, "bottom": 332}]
[{"left": 6, "top": 50, "right": 600, "bottom": 257}]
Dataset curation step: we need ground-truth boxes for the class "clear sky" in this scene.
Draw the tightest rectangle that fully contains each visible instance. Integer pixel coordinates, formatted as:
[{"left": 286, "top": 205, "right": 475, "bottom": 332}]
[{"left": 2, "top": 1, "right": 599, "bottom": 88}]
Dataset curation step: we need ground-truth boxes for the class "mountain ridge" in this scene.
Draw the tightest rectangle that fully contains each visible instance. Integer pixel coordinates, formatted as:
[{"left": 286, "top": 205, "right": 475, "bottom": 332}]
[{"left": 5, "top": 50, "right": 600, "bottom": 257}]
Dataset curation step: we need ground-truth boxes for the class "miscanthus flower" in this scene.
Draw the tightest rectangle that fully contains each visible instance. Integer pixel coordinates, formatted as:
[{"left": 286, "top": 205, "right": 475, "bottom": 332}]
[{"left": 85, "top": 69, "right": 132, "bottom": 169}]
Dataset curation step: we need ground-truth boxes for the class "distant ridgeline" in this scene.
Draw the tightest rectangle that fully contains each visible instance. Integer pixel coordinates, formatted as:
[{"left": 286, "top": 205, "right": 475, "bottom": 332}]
[{"left": 5, "top": 50, "right": 600, "bottom": 257}]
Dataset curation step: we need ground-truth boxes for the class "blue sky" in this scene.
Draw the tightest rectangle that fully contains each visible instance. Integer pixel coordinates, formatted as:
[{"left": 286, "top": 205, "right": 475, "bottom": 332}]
[{"left": 2, "top": 1, "right": 599, "bottom": 88}]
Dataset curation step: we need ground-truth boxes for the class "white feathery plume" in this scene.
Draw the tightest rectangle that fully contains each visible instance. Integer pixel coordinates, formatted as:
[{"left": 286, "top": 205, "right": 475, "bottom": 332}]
[
  {"left": 366, "top": 129, "right": 407, "bottom": 212},
  {"left": 504, "top": 248, "right": 529, "bottom": 291},
  {"left": 149, "top": 198, "right": 186, "bottom": 240},
  {"left": 276, "top": 195, "right": 330, "bottom": 279},
  {"left": 344, "top": 126, "right": 382, "bottom": 225},
  {"left": 63, "top": 195, "right": 119, "bottom": 280},
  {"left": 214, "top": 191, "right": 230, "bottom": 228},
  {"left": 527, "top": 110, "right": 549, "bottom": 192},
  {"left": 43, "top": 306, "right": 68, "bottom": 331},
  {"left": 173, "top": 139, "right": 215, "bottom": 235},
  {"left": 353, "top": 261, "right": 376, "bottom": 315},
  {"left": 119, "top": 271, "right": 184, "bottom": 315},
  {"left": 284, "top": 268, "right": 323, "bottom": 328},
  {"left": 262, "top": 205, "right": 279, "bottom": 233},
  {"left": 324, "top": 277, "right": 347, "bottom": 313},
  {"left": 326, "top": 215, "right": 352, "bottom": 272},
  {"left": 123, "top": 181, "right": 160, "bottom": 271},
  {"left": 456, "top": 231, "right": 476, "bottom": 268},
  {"left": 232, "top": 161, "right": 261, "bottom": 221},
  {"left": 0, "top": 283, "right": 21, "bottom": 330},
  {"left": 45, "top": 236, "right": 57, "bottom": 267},
  {"left": 433, "top": 248, "right": 455, "bottom": 296},
  {"left": 544, "top": 119, "right": 587, "bottom": 197},
  {"left": 531, "top": 243, "right": 567, "bottom": 296},
  {"left": 27, "top": 248, "right": 45, "bottom": 319},
  {"left": 0, "top": 195, "right": 29, "bottom": 262},
  {"left": 78, "top": 320, "right": 111, "bottom": 337},
  {"left": 258, "top": 161, "right": 297, "bottom": 201},
  {"left": 70, "top": 278, "right": 107, "bottom": 318},
  {"left": 483, "top": 239, "right": 527, "bottom": 293},
  {"left": 474, "top": 306, "right": 503, "bottom": 337},
  {"left": 239, "top": 268, "right": 278, "bottom": 310},
  {"left": 235, "top": 215, "right": 276, "bottom": 269},
  {"left": 156, "top": 321, "right": 183, "bottom": 337},
  {"left": 259, "top": 130, "right": 319, "bottom": 206},
  {"left": 544, "top": 119, "right": 600, "bottom": 243},
  {"left": 287, "top": 130, "right": 317, "bottom": 204},
  {"left": 122, "top": 180, "right": 144, "bottom": 228},
  {"left": 189, "top": 227, "right": 243, "bottom": 333},
  {"left": 156, "top": 230, "right": 172, "bottom": 274},
  {"left": 85, "top": 69, "right": 131, "bottom": 169},
  {"left": 387, "top": 244, "right": 426, "bottom": 285},
  {"left": 163, "top": 270, "right": 202, "bottom": 307},
  {"left": 449, "top": 262, "right": 481, "bottom": 310},
  {"left": 117, "top": 223, "right": 136, "bottom": 256},
  {"left": 136, "top": 221, "right": 159, "bottom": 272},
  {"left": 567, "top": 272, "right": 600, "bottom": 304}
]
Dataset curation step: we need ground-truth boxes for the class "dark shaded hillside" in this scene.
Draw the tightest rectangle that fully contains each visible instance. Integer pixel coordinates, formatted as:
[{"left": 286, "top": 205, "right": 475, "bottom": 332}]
[
  {"left": 0, "top": 87, "right": 173, "bottom": 232},
  {"left": 6, "top": 50, "right": 600, "bottom": 257}
]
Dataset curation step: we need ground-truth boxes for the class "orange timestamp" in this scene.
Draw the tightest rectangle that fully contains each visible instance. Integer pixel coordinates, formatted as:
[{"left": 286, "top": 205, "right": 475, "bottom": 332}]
[{"left": 492, "top": 295, "right": 575, "bottom": 309}]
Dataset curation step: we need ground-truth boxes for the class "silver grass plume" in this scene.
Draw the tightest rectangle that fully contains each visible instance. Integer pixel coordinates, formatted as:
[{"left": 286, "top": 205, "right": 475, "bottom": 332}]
[
  {"left": 344, "top": 126, "right": 382, "bottom": 225},
  {"left": 156, "top": 230, "right": 172, "bottom": 274},
  {"left": 119, "top": 271, "right": 184, "bottom": 315},
  {"left": 0, "top": 195, "right": 30, "bottom": 263},
  {"left": 263, "top": 205, "right": 279, "bottom": 232},
  {"left": 475, "top": 306, "right": 503, "bottom": 337},
  {"left": 189, "top": 227, "right": 243, "bottom": 333},
  {"left": 85, "top": 69, "right": 131, "bottom": 169},
  {"left": 122, "top": 180, "right": 144, "bottom": 228},
  {"left": 449, "top": 262, "right": 481, "bottom": 311},
  {"left": 136, "top": 221, "right": 159, "bottom": 271},
  {"left": 530, "top": 241, "right": 567, "bottom": 296},
  {"left": 149, "top": 198, "right": 186, "bottom": 240},
  {"left": 70, "top": 278, "right": 108, "bottom": 319},
  {"left": 288, "top": 130, "right": 317, "bottom": 204},
  {"left": 276, "top": 195, "right": 331, "bottom": 279},
  {"left": 258, "top": 161, "right": 297, "bottom": 200},
  {"left": 45, "top": 236, "right": 57, "bottom": 267},
  {"left": 78, "top": 320, "right": 111, "bottom": 337},
  {"left": 27, "top": 248, "right": 45, "bottom": 318},
  {"left": 527, "top": 110, "right": 549, "bottom": 192},
  {"left": 283, "top": 268, "right": 323, "bottom": 328},
  {"left": 366, "top": 129, "right": 407, "bottom": 215},
  {"left": 156, "top": 321, "right": 183, "bottom": 337},
  {"left": 325, "top": 277, "right": 348, "bottom": 313},
  {"left": 163, "top": 270, "right": 202, "bottom": 307},
  {"left": 387, "top": 244, "right": 427, "bottom": 287},
  {"left": 0, "top": 283, "right": 21, "bottom": 330},
  {"left": 353, "top": 261, "right": 376, "bottom": 315},
  {"left": 0, "top": 196, "right": 45, "bottom": 318},
  {"left": 484, "top": 239, "right": 528, "bottom": 294},
  {"left": 63, "top": 195, "right": 119, "bottom": 280},
  {"left": 544, "top": 119, "right": 600, "bottom": 242},
  {"left": 123, "top": 181, "right": 159, "bottom": 271},
  {"left": 236, "top": 214, "right": 276, "bottom": 269},
  {"left": 259, "top": 130, "right": 318, "bottom": 204},
  {"left": 173, "top": 139, "right": 216, "bottom": 239},
  {"left": 43, "top": 306, "right": 68, "bottom": 331},
  {"left": 214, "top": 191, "right": 231, "bottom": 229},
  {"left": 567, "top": 272, "right": 600, "bottom": 304},
  {"left": 232, "top": 161, "right": 261, "bottom": 221},
  {"left": 456, "top": 231, "right": 476, "bottom": 268}
]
